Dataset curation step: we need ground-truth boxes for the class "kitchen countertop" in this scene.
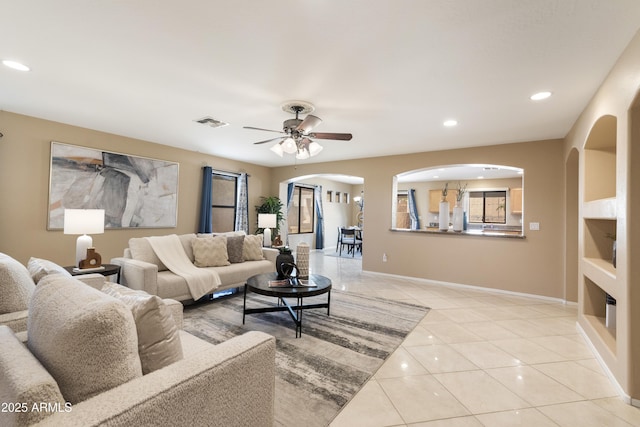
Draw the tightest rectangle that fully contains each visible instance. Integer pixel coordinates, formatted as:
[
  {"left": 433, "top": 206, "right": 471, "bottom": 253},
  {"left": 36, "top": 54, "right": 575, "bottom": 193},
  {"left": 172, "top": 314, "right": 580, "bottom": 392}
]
[{"left": 391, "top": 227, "right": 525, "bottom": 239}]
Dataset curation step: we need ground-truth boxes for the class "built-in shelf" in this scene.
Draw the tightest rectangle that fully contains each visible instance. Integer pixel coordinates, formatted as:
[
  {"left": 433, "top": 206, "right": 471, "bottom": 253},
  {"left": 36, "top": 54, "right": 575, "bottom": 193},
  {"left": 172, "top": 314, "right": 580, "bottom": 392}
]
[
  {"left": 583, "top": 198, "right": 617, "bottom": 219},
  {"left": 580, "top": 113, "right": 622, "bottom": 399},
  {"left": 583, "top": 258, "right": 617, "bottom": 297}
]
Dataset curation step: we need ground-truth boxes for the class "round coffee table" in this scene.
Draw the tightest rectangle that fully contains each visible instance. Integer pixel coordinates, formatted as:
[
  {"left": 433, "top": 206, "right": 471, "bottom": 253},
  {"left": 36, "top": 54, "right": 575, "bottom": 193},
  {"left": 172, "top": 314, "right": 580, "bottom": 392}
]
[{"left": 243, "top": 272, "right": 332, "bottom": 338}]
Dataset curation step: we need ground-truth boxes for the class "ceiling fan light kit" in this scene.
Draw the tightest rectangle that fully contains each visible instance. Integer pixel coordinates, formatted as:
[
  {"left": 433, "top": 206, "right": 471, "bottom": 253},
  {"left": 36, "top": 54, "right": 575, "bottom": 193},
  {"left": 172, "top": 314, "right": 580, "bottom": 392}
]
[{"left": 244, "top": 101, "right": 352, "bottom": 160}]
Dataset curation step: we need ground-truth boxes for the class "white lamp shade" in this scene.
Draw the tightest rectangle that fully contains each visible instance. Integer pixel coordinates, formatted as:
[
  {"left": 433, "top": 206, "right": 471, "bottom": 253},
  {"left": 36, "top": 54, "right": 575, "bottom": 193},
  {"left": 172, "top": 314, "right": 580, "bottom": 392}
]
[
  {"left": 258, "top": 213, "right": 277, "bottom": 228},
  {"left": 296, "top": 150, "right": 310, "bottom": 160},
  {"left": 63, "top": 209, "right": 105, "bottom": 234},
  {"left": 308, "top": 141, "right": 323, "bottom": 156},
  {"left": 270, "top": 143, "right": 284, "bottom": 157},
  {"left": 282, "top": 138, "right": 297, "bottom": 154}
]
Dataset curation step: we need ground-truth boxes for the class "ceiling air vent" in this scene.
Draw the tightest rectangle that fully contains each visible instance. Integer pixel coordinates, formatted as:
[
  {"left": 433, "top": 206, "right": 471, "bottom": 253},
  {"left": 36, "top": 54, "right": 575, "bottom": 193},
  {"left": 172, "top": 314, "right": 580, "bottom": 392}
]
[{"left": 194, "top": 116, "right": 229, "bottom": 128}]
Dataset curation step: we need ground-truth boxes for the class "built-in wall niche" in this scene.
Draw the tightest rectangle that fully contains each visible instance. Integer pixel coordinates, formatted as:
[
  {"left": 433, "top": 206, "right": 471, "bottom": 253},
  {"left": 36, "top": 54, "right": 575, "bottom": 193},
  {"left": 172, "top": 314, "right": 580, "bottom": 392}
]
[
  {"left": 583, "top": 218, "right": 617, "bottom": 268},
  {"left": 584, "top": 115, "right": 617, "bottom": 202},
  {"left": 583, "top": 275, "right": 617, "bottom": 355},
  {"left": 392, "top": 164, "right": 524, "bottom": 236}
]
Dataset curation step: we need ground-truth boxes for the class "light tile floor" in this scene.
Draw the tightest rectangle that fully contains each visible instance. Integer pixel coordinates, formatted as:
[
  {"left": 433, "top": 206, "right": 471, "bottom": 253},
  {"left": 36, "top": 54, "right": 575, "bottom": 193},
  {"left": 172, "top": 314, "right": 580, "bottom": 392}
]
[{"left": 311, "top": 252, "right": 640, "bottom": 427}]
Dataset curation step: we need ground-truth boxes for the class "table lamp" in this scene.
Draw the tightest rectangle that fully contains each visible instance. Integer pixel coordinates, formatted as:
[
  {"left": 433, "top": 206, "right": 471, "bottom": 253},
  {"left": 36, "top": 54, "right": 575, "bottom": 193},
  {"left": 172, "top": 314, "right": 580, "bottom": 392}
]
[
  {"left": 64, "top": 209, "right": 105, "bottom": 268},
  {"left": 258, "top": 213, "right": 277, "bottom": 247}
]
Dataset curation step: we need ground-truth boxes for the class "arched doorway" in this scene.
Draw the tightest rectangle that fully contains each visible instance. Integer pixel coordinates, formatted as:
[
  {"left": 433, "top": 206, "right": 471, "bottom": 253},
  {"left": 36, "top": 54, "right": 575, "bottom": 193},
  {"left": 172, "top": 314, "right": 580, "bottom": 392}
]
[{"left": 277, "top": 174, "right": 364, "bottom": 253}]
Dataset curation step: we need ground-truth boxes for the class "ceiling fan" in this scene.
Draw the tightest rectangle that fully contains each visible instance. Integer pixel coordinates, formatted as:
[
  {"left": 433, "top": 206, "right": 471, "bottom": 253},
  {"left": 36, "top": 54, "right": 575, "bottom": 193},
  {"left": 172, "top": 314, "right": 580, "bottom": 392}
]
[{"left": 244, "top": 101, "right": 352, "bottom": 159}]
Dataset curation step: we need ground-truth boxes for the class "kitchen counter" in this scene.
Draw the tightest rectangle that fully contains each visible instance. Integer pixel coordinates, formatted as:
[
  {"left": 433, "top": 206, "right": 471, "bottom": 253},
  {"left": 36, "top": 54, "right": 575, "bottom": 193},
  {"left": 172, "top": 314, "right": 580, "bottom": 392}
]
[{"left": 391, "top": 227, "right": 525, "bottom": 239}]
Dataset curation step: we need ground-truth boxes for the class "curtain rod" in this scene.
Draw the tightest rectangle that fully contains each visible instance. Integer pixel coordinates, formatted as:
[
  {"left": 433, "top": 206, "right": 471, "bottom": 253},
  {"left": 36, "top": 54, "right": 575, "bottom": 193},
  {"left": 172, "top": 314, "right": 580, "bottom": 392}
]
[{"left": 204, "top": 165, "right": 250, "bottom": 178}]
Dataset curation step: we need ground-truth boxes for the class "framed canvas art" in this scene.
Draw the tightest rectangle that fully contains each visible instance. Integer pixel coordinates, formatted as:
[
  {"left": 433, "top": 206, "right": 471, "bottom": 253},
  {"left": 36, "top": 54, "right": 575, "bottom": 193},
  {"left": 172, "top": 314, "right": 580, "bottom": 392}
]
[{"left": 48, "top": 141, "right": 179, "bottom": 229}]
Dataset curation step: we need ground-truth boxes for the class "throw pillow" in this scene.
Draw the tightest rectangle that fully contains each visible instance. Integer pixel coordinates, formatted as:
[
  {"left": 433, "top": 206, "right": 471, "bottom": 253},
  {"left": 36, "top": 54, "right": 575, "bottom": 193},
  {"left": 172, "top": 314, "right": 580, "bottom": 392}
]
[
  {"left": 0, "top": 252, "right": 36, "bottom": 314},
  {"left": 27, "top": 257, "right": 72, "bottom": 284},
  {"left": 226, "top": 235, "right": 246, "bottom": 263},
  {"left": 192, "top": 235, "right": 230, "bottom": 267},
  {"left": 128, "top": 237, "right": 168, "bottom": 271},
  {"left": 28, "top": 274, "right": 142, "bottom": 403},
  {"left": 101, "top": 282, "right": 183, "bottom": 374},
  {"left": 243, "top": 235, "right": 264, "bottom": 261}
]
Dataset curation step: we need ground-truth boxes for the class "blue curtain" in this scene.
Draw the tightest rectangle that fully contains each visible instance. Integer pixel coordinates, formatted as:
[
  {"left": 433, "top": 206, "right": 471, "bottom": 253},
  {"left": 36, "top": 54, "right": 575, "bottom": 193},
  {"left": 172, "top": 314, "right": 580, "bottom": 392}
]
[
  {"left": 198, "top": 166, "right": 213, "bottom": 233},
  {"left": 287, "top": 182, "right": 295, "bottom": 213},
  {"left": 408, "top": 188, "right": 420, "bottom": 230},
  {"left": 235, "top": 173, "right": 249, "bottom": 233},
  {"left": 314, "top": 185, "right": 325, "bottom": 249}
]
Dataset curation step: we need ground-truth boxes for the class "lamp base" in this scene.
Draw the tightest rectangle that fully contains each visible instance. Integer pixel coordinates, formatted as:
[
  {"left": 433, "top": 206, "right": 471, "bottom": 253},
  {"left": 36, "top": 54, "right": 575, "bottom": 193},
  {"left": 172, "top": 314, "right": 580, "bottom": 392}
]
[
  {"left": 263, "top": 228, "right": 272, "bottom": 247},
  {"left": 75, "top": 234, "right": 93, "bottom": 268}
]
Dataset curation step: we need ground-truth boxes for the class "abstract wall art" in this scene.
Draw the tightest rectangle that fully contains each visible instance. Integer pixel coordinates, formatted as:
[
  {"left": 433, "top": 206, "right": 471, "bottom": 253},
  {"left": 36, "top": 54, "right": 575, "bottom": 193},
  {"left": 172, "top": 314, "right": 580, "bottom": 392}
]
[{"left": 48, "top": 141, "right": 179, "bottom": 229}]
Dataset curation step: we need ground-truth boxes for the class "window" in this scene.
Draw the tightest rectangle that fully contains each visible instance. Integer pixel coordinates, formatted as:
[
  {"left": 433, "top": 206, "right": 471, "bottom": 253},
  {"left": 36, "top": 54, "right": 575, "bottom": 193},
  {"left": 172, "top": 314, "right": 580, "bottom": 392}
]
[
  {"left": 468, "top": 191, "right": 507, "bottom": 224},
  {"left": 288, "top": 186, "right": 315, "bottom": 234},
  {"left": 211, "top": 172, "right": 238, "bottom": 232}
]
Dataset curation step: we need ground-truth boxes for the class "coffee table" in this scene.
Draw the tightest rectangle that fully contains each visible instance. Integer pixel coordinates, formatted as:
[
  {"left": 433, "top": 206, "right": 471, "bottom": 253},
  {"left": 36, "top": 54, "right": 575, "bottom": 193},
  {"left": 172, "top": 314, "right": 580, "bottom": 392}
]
[{"left": 243, "top": 272, "right": 331, "bottom": 338}]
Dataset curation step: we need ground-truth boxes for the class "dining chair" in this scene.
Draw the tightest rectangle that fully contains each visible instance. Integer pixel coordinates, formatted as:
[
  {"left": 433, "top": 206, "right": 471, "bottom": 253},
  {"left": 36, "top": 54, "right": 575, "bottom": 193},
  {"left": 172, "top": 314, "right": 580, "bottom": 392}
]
[{"left": 339, "top": 228, "right": 362, "bottom": 257}]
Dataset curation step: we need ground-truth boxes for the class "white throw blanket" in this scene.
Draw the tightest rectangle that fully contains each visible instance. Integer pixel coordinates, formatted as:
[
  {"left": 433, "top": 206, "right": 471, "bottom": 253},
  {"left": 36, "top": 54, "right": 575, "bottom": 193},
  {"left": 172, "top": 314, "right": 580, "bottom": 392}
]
[{"left": 147, "top": 235, "right": 221, "bottom": 300}]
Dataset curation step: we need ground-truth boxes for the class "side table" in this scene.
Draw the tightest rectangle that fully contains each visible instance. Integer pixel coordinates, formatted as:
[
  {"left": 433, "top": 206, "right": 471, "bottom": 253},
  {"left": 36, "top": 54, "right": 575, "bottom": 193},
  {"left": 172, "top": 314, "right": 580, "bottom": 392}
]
[{"left": 63, "top": 263, "right": 121, "bottom": 284}]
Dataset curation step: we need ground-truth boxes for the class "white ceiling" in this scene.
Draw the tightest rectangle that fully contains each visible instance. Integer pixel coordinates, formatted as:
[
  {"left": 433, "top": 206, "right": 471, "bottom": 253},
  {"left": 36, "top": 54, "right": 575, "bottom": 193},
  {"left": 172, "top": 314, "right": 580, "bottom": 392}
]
[{"left": 2, "top": 1, "right": 640, "bottom": 168}]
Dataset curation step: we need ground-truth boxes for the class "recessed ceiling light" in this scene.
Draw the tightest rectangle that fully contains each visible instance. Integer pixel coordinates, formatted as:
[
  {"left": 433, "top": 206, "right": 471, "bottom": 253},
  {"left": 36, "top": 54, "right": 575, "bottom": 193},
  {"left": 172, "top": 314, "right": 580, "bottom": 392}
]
[
  {"left": 2, "top": 60, "right": 30, "bottom": 71},
  {"left": 530, "top": 91, "right": 551, "bottom": 101},
  {"left": 443, "top": 119, "right": 458, "bottom": 127}
]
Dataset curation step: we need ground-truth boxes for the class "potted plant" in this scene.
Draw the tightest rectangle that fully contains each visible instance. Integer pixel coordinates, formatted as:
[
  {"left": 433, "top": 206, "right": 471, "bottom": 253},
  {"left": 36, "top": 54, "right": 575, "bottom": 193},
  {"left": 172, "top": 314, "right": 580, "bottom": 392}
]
[{"left": 255, "top": 196, "right": 284, "bottom": 243}]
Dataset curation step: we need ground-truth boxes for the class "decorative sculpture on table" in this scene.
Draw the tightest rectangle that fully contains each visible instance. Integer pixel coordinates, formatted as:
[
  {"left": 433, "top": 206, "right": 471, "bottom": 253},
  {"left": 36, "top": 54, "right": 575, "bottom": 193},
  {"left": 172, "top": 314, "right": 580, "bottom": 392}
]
[{"left": 79, "top": 248, "right": 102, "bottom": 269}]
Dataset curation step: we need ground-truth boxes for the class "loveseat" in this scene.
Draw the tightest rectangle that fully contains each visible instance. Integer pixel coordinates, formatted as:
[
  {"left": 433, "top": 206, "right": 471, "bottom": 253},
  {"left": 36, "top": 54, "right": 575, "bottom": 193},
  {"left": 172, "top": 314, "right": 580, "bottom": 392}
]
[
  {"left": 0, "top": 273, "right": 276, "bottom": 427},
  {"left": 111, "top": 232, "right": 278, "bottom": 303}
]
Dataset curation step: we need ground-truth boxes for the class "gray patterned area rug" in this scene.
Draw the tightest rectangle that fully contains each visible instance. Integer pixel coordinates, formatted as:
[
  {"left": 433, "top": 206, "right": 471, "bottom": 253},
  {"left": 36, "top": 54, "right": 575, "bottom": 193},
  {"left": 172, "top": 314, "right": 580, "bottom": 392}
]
[{"left": 183, "top": 290, "right": 429, "bottom": 427}]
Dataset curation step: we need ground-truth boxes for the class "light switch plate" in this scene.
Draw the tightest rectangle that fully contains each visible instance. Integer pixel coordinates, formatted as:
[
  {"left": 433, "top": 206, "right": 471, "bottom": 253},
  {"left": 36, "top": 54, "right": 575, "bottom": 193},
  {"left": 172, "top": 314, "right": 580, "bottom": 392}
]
[{"left": 529, "top": 222, "right": 540, "bottom": 231}]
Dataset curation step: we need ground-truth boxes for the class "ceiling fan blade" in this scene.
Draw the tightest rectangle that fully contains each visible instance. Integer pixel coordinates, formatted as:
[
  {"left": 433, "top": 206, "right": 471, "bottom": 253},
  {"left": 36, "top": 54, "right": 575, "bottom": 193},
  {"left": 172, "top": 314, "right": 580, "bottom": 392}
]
[
  {"left": 243, "top": 126, "right": 285, "bottom": 134},
  {"left": 253, "top": 136, "right": 285, "bottom": 145},
  {"left": 296, "top": 114, "right": 322, "bottom": 133},
  {"left": 307, "top": 132, "right": 353, "bottom": 141}
]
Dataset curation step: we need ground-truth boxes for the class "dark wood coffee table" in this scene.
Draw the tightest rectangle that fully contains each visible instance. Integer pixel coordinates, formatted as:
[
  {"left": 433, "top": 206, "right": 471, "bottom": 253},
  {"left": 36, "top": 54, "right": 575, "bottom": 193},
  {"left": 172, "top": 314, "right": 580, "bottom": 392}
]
[{"left": 243, "top": 272, "right": 331, "bottom": 338}]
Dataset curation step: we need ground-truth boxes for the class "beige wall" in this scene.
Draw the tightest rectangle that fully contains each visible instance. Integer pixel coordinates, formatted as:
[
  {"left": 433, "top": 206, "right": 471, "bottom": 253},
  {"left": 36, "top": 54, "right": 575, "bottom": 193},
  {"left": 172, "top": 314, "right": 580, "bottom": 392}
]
[
  {"left": 0, "top": 111, "right": 272, "bottom": 266},
  {"left": 0, "top": 112, "right": 565, "bottom": 300},
  {"left": 271, "top": 139, "right": 566, "bottom": 299}
]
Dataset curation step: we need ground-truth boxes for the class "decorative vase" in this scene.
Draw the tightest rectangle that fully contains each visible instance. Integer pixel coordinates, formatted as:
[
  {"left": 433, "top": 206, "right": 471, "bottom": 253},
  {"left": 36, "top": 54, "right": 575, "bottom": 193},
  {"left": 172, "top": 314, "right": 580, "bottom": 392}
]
[
  {"left": 275, "top": 248, "right": 295, "bottom": 279},
  {"left": 452, "top": 205, "right": 464, "bottom": 232},
  {"left": 439, "top": 201, "right": 450, "bottom": 231},
  {"left": 296, "top": 242, "right": 310, "bottom": 279}
]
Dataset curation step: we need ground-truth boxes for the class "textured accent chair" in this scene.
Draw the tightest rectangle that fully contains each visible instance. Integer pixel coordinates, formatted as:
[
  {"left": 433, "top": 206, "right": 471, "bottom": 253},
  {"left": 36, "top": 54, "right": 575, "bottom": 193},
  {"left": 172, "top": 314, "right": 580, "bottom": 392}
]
[
  {"left": 0, "top": 253, "right": 36, "bottom": 333},
  {"left": 0, "top": 274, "right": 276, "bottom": 427}
]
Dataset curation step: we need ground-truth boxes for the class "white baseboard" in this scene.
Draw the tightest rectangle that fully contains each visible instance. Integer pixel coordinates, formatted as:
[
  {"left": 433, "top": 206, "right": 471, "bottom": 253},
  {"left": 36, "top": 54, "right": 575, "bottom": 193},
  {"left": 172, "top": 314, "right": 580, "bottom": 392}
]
[
  {"left": 576, "top": 322, "right": 633, "bottom": 406},
  {"left": 362, "top": 269, "right": 570, "bottom": 304}
]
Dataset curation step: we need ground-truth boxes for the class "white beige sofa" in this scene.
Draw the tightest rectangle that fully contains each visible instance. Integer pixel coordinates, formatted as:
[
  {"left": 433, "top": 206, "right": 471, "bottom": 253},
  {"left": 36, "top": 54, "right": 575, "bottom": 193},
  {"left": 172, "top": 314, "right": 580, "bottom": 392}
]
[
  {"left": 0, "top": 274, "right": 276, "bottom": 427},
  {"left": 111, "top": 233, "right": 278, "bottom": 303}
]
